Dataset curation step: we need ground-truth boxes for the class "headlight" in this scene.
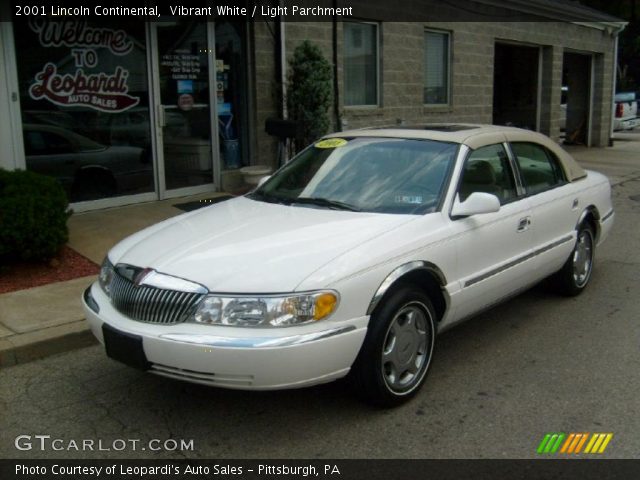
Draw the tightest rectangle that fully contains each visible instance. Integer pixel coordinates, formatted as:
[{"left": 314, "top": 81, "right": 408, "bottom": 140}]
[
  {"left": 98, "top": 257, "right": 114, "bottom": 297},
  {"left": 192, "top": 291, "right": 339, "bottom": 327}
]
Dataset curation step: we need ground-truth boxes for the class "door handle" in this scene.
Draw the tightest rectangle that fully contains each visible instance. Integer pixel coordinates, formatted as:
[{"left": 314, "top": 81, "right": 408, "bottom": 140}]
[
  {"left": 517, "top": 216, "right": 531, "bottom": 232},
  {"left": 157, "top": 105, "right": 166, "bottom": 128}
]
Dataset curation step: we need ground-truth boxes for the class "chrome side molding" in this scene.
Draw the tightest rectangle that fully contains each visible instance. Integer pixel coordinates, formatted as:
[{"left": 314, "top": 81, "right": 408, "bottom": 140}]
[{"left": 367, "top": 261, "right": 447, "bottom": 315}]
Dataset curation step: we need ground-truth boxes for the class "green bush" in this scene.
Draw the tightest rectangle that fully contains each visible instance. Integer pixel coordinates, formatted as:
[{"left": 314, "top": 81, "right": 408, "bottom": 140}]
[
  {"left": 287, "top": 40, "right": 333, "bottom": 153},
  {"left": 0, "top": 169, "right": 71, "bottom": 262}
]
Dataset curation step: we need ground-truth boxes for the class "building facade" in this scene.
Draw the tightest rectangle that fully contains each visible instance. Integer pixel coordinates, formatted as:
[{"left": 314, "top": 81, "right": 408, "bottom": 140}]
[{"left": 0, "top": 2, "right": 625, "bottom": 212}]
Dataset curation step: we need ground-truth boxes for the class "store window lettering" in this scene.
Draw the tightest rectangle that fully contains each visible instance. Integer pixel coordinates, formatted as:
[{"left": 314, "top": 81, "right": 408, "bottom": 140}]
[
  {"left": 161, "top": 50, "right": 201, "bottom": 80},
  {"left": 29, "top": 20, "right": 133, "bottom": 55},
  {"left": 28, "top": 20, "right": 140, "bottom": 113},
  {"left": 29, "top": 63, "right": 140, "bottom": 112}
]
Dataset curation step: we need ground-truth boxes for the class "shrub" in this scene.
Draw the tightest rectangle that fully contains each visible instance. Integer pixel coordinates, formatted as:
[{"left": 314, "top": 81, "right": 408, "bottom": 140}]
[
  {"left": 287, "top": 40, "right": 333, "bottom": 153},
  {"left": 0, "top": 169, "right": 71, "bottom": 262}
]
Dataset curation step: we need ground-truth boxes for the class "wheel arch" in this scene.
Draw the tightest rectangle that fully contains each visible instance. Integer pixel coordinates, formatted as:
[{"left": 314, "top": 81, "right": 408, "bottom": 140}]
[
  {"left": 366, "top": 261, "right": 448, "bottom": 322},
  {"left": 577, "top": 205, "right": 600, "bottom": 242}
]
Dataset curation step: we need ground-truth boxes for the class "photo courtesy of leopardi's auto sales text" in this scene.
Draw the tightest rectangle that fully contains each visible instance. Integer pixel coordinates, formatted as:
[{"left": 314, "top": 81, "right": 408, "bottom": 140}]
[{"left": 1, "top": 0, "right": 639, "bottom": 479}]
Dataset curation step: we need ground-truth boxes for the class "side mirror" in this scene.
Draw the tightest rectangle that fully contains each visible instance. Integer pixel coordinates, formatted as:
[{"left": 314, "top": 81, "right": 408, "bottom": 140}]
[
  {"left": 257, "top": 175, "right": 271, "bottom": 188},
  {"left": 451, "top": 192, "right": 500, "bottom": 218}
]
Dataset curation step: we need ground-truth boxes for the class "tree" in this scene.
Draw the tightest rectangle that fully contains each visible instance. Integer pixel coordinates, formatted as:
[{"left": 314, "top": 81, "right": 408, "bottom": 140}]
[{"left": 286, "top": 41, "right": 332, "bottom": 153}]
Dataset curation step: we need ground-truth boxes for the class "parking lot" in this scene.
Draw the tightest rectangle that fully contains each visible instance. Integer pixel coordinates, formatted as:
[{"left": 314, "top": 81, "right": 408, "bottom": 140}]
[{"left": 1, "top": 139, "right": 639, "bottom": 460}]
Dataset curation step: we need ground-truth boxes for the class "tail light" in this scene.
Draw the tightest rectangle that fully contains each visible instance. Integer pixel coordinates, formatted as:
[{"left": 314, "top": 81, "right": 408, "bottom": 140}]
[{"left": 615, "top": 103, "right": 623, "bottom": 118}]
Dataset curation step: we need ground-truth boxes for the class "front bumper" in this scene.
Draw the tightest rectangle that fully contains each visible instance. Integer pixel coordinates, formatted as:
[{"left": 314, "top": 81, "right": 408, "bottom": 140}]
[{"left": 82, "top": 282, "right": 368, "bottom": 390}]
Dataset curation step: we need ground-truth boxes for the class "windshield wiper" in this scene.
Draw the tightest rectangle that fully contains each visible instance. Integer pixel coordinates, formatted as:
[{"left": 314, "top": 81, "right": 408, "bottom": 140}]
[
  {"left": 247, "top": 191, "right": 289, "bottom": 205},
  {"left": 291, "top": 197, "right": 361, "bottom": 212}
]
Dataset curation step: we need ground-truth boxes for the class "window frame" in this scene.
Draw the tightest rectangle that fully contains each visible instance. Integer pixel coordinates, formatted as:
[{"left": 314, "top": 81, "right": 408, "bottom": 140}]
[
  {"left": 423, "top": 28, "right": 452, "bottom": 107},
  {"left": 343, "top": 20, "right": 381, "bottom": 108},
  {"left": 453, "top": 142, "right": 521, "bottom": 208},
  {"left": 508, "top": 141, "right": 568, "bottom": 197}
]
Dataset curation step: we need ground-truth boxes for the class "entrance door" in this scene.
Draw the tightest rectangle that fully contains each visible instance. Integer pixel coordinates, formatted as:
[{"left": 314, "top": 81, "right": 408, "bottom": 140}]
[{"left": 150, "top": 21, "right": 218, "bottom": 198}]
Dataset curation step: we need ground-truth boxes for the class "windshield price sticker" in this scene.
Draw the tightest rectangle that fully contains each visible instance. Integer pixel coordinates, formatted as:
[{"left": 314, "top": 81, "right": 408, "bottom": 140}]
[{"left": 314, "top": 138, "right": 348, "bottom": 149}]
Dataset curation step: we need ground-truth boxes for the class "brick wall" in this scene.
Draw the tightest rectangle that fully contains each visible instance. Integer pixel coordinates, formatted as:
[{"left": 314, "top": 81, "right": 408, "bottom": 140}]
[{"left": 251, "top": 20, "right": 617, "bottom": 164}]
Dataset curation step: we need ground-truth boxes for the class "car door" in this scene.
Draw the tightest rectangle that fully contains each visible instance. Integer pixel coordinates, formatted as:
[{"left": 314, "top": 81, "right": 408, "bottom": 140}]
[
  {"left": 509, "top": 141, "right": 576, "bottom": 278},
  {"left": 447, "top": 142, "right": 534, "bottom": 323}
]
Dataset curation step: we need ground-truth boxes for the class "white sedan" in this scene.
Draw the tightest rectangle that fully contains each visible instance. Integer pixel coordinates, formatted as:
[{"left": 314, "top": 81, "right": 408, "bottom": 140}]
[{"left": 83, "top": 125, "right": 614, "bottom": 406}]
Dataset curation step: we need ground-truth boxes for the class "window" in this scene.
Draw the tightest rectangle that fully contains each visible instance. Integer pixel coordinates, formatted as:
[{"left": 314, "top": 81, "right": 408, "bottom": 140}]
[
  {"left": 459, "top": 144, "right": 517, "bottom": 204},
  {"left": 253, "top": 137, "right": 458, "bottom": 215},
  {"left": 424, "top": 30, "right": 450, "bottom": 105},
  {"left": 14, "top": 20, "right": 154, "bottom": 202},
  {"left": 511, "top": 143, "right": 565, "bottom": 195},
  {"left": 344, "top": 22, "right": 379, "bottom": 106}
]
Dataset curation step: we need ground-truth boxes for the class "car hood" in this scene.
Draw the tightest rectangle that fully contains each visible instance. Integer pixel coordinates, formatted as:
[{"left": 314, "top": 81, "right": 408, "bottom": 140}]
[{"left": 110, "top": 197, "right": 417, "bottom": 292}]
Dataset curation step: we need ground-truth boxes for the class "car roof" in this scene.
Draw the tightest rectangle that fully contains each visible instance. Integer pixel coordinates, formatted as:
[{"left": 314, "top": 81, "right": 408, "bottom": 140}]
[{"left": 323, "top": 124, "right": 587, "bottom": 182}]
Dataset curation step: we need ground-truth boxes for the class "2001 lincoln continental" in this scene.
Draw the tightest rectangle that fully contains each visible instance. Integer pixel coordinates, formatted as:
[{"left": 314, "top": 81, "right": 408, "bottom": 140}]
[{"left": 83, "top": 125, "right": 614, "bottom": 406}]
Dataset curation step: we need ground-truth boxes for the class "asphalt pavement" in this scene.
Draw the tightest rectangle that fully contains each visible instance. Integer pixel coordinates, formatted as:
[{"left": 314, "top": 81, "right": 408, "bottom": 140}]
[{"left": 1, "top": 142, "right": 639, "bottom": 460}]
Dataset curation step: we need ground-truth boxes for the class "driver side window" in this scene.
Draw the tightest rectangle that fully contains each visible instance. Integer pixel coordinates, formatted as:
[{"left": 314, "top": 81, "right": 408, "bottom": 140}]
[{"left": 459, "top": 144, "right": 517, "bottom": 204}]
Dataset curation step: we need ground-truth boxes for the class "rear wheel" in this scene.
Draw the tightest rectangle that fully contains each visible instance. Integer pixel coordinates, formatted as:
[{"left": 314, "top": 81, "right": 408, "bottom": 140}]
[
  {"left": 350, "top": 286, "right": 436, "bottom": 407},
  {"left": 551, "top": 222, "right": 595, "bottom": 296}
]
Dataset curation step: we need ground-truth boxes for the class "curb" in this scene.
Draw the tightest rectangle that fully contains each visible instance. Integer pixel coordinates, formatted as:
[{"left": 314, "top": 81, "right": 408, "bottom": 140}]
[{"left": 0, "top": 320, "right": 97, "bottom": 368}]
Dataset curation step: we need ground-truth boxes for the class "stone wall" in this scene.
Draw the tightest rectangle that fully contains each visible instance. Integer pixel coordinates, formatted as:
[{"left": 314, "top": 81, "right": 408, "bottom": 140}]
[{"left": 251, "top": 21, "right": 617, "bottom": 169}]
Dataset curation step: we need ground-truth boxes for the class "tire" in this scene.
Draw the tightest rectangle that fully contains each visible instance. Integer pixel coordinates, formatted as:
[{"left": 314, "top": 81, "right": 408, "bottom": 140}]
[
  {"left": 350, "top": 286, "right": 436, "bottom": 407},
  {"left": 551, "top": 222, "right": 596, "bottom": 296}
]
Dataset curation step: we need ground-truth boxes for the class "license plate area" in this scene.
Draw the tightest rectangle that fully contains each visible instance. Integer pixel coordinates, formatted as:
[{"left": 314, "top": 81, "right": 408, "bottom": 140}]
[{"left": 102, "top": 323, "right": 150, "bottom": 370}]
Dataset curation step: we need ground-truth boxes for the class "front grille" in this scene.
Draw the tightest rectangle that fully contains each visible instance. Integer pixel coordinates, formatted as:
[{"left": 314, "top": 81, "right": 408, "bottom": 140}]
[{"left": 110, "top": 271, "right": 205, "bottom": 325}]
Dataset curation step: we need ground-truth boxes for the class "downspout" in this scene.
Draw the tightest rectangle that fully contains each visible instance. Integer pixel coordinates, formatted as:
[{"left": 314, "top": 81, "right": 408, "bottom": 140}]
[
  {"left": 609, "top": 32, "right": 619, "bottom": 146},
  {"left": 274, "top": 17, "right": 287, "bottom": 120},
  {"left": 332, "top": 1, "right": 341, "bottom": 131},
  {"left": 280, "top": 15, "right": 287, "bottom": 120}
]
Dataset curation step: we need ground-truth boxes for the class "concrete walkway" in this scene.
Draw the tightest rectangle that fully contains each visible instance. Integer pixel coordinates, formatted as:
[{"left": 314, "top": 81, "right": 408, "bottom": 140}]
[
  {"left": 0, "top": 191, "right": 228, "bottom": 366},
  {"left": 564, "top": 132, "right": 640, "bottom": 186},
  {"left": 1, "top": 135, "right": 638, "bottom": 367}
]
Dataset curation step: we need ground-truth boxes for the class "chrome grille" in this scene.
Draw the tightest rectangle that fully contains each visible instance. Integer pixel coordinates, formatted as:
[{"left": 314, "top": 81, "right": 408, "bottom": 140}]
[{"left": 110, "top": 271, "right": 205, "bottom": 325}]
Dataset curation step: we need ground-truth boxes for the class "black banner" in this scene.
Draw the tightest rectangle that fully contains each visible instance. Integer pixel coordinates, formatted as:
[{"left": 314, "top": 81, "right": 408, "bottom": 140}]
[
  {"left": 3, "top": 459, "right": 640, "bottom": 480},
  {"left": 2, "top": 0, "right": 627, "bottom": 23}
]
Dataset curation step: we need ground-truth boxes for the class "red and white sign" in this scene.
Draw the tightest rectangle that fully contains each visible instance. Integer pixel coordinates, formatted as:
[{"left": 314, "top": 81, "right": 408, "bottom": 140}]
[
  {"left": 29, "top": 20, "right": 133, "bottom": 55},
  {"left": 27, "top": 21, "right": 140, "bottom": 113},
  {"left": 29, "top": 63, "right": 140, "bottom": 113}
]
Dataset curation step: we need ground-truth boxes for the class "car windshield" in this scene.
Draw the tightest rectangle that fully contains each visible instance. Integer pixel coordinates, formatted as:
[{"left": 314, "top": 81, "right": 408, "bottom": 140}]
[{"left": 249, "top": 137, "right": 458, "bottom": 214}]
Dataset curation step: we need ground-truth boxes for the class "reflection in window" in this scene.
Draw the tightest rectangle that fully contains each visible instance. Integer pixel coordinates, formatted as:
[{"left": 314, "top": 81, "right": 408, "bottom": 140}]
[
  {"left": 15, "top": 20, "right": 153, "bottom": 202},
  {"left": 511, "top": 142, "right": 565, "bottom": 195},
  {"left": 257, "top": 138, "right": 458, "bottom": 214}
]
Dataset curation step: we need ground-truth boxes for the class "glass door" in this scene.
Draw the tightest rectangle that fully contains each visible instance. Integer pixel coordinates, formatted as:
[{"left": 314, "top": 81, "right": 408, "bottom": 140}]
[{"left": 150, "top": 21, "right": 217, "bottom": 197}]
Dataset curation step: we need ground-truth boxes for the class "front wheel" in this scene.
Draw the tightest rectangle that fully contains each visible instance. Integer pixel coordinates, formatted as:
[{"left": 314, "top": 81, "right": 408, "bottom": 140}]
[
  {"left": 551, "top": 223, "right": 595, "bottom": 296},
  {"left": 350, "top": 287, "right": 436, "bottom": 407}
]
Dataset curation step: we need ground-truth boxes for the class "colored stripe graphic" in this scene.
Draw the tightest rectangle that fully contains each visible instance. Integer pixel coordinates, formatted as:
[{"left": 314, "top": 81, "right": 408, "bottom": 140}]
[
  {"left": 560, "top": 433, "right": 589, "bottom": 453},
  {"left": 584, "top": 433, "right": 614, "bottom": 454},
  {"left": 537, "top": 433, "right": 565, "bottom": 454},
  {"left": 538, "top": 433, "right": 613, "bottom": 454}
]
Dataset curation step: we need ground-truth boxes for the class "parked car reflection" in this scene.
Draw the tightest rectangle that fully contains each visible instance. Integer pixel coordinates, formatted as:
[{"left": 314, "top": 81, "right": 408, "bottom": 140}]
[
  {"left": 91, "top": 107, "right": 188, "bottom": 148},
  {"left": 24, "top": 123, "right": 153, "bottom": 202}
]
